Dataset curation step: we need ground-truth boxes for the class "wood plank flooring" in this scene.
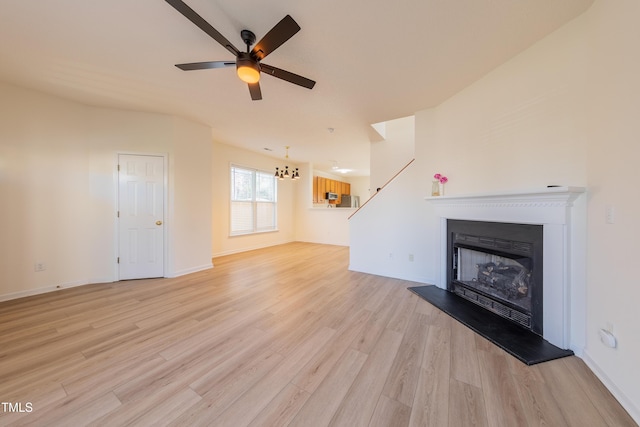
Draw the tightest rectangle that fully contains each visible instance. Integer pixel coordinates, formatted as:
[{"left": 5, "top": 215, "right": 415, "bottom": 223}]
[{"left": 0, "top": 242, "right": 636, "bottom": 426}]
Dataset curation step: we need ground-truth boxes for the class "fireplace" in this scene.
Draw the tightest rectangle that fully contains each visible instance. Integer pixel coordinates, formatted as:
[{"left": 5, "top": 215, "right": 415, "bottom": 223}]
[
  {"left": 427, "top": 187, "right": 586, "bottom": 350},
  {"left": 447, "top": 220, "right": 543, "bottom": 335}
]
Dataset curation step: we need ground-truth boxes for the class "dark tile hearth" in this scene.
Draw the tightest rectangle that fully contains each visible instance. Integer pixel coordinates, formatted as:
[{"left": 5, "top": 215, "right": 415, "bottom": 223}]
[{"left": 408, "top": 285, "right": 574, "bottom": 365}]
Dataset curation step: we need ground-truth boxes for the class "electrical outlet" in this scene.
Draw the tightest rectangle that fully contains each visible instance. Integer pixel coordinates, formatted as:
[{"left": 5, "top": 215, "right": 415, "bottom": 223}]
[
  {"left": 34, "top": 262, "right": 46, "bottom": 272},
  {"left": 408, "top": 254, "right": 414, "bottom": 262},
  {"left": 599, "top": 329, "right": 617, "bottom": 348}
]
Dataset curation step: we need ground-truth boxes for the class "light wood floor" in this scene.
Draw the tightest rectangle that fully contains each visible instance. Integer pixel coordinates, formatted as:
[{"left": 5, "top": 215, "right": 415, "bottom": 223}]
[{"left": 0, "top": 242, "right": 636, "bottom": 427}]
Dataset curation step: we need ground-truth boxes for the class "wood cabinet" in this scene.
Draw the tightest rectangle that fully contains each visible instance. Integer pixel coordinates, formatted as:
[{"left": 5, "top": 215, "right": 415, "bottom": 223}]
[
  {"left": 313, "top": 176, "right": 351, "bottom": 204},
  {"left": 314, "top": 177, "right": 325, "bottom": 203}
]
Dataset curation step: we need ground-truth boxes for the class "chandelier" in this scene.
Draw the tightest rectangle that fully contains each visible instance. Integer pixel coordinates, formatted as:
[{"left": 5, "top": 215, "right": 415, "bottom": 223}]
[{"left": 275, "top": 146, "right": 300, "bottom": 180}]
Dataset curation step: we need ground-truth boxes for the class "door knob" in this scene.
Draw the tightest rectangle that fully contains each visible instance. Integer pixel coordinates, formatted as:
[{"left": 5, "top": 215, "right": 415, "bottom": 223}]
[{"left": 156, "top": 220, "right": 163, "bottom": 226}]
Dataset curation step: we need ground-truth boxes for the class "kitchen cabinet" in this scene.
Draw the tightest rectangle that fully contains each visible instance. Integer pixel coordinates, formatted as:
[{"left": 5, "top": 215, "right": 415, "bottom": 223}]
[
  {"left": 312, "top": 176, "right": 351, "bottom": 204},
  {"left": 313, "top": 177, "right": 325, "bottom": 203},
  {"left": 341, "top": 182, "right": 350, "bottom": 198}
]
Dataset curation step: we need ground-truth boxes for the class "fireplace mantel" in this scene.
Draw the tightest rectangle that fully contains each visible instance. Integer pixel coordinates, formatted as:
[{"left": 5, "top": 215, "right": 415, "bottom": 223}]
[
  {"left": 426, "top": 186, "right": 585, "bottom": 224},
  {"left": 425, "top": 186, "right": 585, "bottom": 202},
  {"left": 426, "top": 186, "right": 586, "bottom": 351}
]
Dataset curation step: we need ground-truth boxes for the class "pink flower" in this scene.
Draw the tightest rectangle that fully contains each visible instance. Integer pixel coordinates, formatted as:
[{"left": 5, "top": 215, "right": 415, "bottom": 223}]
[{"left": 434, "top": 173, "right": 448, "bottom": 184}]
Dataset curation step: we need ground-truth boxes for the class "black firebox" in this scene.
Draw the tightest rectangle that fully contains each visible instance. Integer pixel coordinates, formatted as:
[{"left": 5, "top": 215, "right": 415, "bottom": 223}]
[{"left": 447, "top": 220, "right": 543, "bottom": 336}]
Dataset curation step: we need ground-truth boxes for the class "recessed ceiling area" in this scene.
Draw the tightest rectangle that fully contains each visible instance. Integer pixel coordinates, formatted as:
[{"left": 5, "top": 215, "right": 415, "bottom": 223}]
[{"left": 0, "top": 0, "right": 595, "bottom": 177}]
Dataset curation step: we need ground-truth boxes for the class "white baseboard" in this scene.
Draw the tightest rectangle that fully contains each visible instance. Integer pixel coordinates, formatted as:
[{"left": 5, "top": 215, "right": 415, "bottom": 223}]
[
  {"left": 170, "top": 263, "right": 213, "bottom": 278},
  {"left": 0, "top": 263, "right": 215, "bottom": 302},
  {"left": 582, "top": 350, "right": 640, "bottom": 424},
  {"left": 212, "top": 241, "right": 297, "bottom": 258},
  {"left": 347, "top": 264, "right": 429, "bottom": 285},
  {"left": 88, "top": 276, "right": 117, "bottom": 285},
  {"left": 569, "top": 343, "right": 585, "bottom": 358},
  {"left": 0, "top": 279, "right": 90, "bottom": 302}
]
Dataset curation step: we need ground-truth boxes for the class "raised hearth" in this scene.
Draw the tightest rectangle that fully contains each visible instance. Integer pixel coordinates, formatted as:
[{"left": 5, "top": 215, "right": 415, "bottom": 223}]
[{"left": 408, "top": 285, "right": 574, "bottom": 365}]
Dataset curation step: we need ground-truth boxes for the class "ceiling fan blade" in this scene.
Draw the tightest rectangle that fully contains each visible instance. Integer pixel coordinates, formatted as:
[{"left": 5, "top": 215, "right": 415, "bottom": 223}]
[
  {"left": 260, "top": 64, "right": 315, "bottom": 89},
  {"left": 248, "top": 82, "right": 262, "bottom": 100},
  {"left": 251, "top": 15, "right": 300, "bottom": 61},
  {"left": 176, "top": 61, "right": 235, "bottom": 71},
  {"left": 165, "top": 0, "right": 240, "bottom": 57}
]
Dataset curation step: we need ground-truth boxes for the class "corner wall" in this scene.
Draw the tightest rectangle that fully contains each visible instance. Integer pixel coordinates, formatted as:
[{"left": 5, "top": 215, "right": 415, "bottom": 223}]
[
  {"left": 581, "top": 0, "right": 640, "bottom": 418},
  {"left": 369, "top": 115, "right": 415, "bottom": 192},
  {"left": 211, "top": 141, "right": 296, "bottom": 257},
  {"left": 349, "top": 162, "right": 432, "bottom": 283},
  {"left": 0, "top": 83, "right": 213, "bottom": 300},
  {"left": 350, "top": 0, "right": 639, "bottom": 419}
]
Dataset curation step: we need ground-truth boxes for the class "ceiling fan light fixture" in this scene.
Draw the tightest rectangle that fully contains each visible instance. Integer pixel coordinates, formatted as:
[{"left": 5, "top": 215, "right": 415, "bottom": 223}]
[
  {"left": 236, "top": 55, "right": 260, "bottom": 84},
  {"left": 166, "top": 3, "right": 315, "bottom": 100}
]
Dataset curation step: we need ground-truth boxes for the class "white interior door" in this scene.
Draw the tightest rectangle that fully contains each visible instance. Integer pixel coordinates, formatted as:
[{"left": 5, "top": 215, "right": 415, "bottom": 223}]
[{"left": 118, "top": 154, "right": 165, "bottom": 280}]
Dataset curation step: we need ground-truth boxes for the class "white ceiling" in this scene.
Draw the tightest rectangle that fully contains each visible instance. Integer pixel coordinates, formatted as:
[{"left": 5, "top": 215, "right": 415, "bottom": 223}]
[{"left": 0, "top": 0, "right": 594, "bottom": 176}]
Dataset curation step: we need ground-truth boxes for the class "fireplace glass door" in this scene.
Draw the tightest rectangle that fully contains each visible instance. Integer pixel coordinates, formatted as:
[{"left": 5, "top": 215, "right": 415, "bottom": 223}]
[
  {"left": 455, "top": 246, "right": 532, "bottom": 312},
  {"left": 447, "top": 220, "right": 543, "bottom": 335}
]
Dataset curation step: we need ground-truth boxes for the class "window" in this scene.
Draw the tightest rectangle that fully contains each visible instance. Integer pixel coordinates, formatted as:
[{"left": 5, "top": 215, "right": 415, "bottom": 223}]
[{"left": 230, "top": 165, "right": 277, "bottom": 235}]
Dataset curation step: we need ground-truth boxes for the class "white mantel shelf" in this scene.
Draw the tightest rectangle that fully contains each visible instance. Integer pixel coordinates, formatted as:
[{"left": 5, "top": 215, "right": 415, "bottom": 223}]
[
  {"left": 425, "top": 185, "right": 587, "bottom": 351},
  {"left": 425, "top": 186, "right": 585, "bottom": 205},
  {"left": 425, "top": 186, "right": 586, "bottom": 226}
]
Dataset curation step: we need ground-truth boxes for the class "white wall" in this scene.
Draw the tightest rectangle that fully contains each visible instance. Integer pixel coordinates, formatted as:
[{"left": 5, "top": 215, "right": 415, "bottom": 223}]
[
  {"left": 350, "top": 0, "right": 639, "bottom": 420},
  {"left": 1, "top": 84, "right": 92, "bottom": 296},
  {"left": 369, "top": 115, "right": 415, "bottom": 192},
  {"left": 209, "top": 149, "right": 354, "bottom": 253},
  {"left": 211, "top": 141, "right": 296, "bottom": 257},
  {"left": 349, "top": 162, "right": 431, "bottom": 283},
  {"left": 348, "top": 176, "right": 371, "bottom": 204},
  {"left": 582, "top": 0, "right": 640, "bottom": 418},
  {"left": 354, "top": 0, "right": 590, "bottom": 328},
  {"left": 295, "top": 207, "right": 352, "bottom": 247},
  {"left": 87, "top": 107, "right": 213, "bottom": 280},
  {"left": 294, "top": 165, "right": 352, "bottom": 246},
  {"left": 168, "top": 118, "right": 213, "bottom": 276},
  {"left": 0, "top": 83, "right": 213, "bottom": 299},
  {"left": 349, "top": 113, "right": 424, "bottom": 282}
]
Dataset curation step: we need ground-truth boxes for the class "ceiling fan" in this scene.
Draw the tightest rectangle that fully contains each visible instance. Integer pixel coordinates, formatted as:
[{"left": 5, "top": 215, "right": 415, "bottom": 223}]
[{"left": 165, "top": 0, "right": 316, "bottom": 100}]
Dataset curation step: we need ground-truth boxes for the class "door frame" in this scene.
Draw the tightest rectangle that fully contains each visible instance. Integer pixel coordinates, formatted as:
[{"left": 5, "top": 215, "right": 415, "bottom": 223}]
[{"left": 115, "top": 151, "right": 169, "bottom": 281}]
